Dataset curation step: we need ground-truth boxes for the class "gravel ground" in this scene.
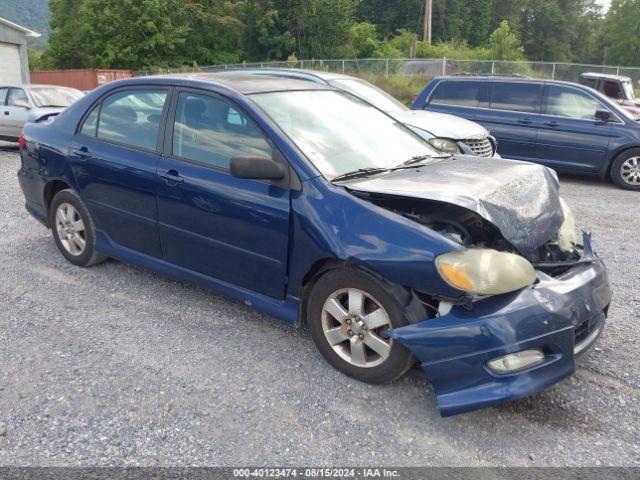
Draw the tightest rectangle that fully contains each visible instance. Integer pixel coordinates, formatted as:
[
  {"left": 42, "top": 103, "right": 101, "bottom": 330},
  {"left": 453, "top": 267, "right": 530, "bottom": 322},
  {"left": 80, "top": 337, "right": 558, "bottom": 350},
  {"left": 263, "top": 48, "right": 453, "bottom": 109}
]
[{"left": 0, "top": 142, "right": 639, "bottom": 467}]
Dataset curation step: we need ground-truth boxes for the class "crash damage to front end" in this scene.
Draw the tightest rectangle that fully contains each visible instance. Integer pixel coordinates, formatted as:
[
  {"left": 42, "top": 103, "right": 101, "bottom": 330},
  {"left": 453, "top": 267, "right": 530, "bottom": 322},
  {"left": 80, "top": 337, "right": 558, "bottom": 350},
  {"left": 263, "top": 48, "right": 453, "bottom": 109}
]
[
  {"left": 343, "top": 156, "right": 612, "bottom": 416},
  {"left": 389, "top": 233, "right": 610, "bottom": 416}
]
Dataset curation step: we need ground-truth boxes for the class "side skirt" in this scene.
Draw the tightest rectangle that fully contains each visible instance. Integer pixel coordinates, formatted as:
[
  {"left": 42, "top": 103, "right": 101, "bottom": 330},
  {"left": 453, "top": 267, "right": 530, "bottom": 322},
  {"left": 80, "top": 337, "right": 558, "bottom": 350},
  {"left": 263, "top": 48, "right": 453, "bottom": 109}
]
[{"left": 95, "top": 231, "right": 300, "bottom": 325}]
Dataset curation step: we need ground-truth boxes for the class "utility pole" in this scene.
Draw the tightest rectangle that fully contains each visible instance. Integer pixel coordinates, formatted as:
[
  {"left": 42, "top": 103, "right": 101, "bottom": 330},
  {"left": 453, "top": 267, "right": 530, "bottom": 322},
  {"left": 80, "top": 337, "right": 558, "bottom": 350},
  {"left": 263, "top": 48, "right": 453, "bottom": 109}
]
[{"left": 423, "top": 0, "right": 432, "bottom": 44}]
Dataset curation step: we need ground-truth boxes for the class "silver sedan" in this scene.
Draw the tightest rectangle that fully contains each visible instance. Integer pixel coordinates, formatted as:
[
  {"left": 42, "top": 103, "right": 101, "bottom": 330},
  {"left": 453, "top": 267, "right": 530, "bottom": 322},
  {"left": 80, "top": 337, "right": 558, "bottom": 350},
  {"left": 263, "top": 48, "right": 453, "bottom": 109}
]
[{"left": 0, "top": 84, "right": 84, "bottom": 141}]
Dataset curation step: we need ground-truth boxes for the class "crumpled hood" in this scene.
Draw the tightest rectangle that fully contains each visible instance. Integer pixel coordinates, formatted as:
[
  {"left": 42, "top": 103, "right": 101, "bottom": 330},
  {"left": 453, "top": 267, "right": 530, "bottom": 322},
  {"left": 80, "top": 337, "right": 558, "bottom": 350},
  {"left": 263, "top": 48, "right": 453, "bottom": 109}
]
[
  {"left": 391, "top": 110, "right": 489, "bottom": 140},
  {"left": 343, "top": 155, "right": 565, "bottom": 254}
]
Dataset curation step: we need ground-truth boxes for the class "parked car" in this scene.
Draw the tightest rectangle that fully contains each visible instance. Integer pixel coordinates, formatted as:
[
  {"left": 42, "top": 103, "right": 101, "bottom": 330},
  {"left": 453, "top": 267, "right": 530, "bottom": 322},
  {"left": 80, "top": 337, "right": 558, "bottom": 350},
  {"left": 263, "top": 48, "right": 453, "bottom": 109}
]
[
  {"left": 578, "top": 72, "right": 640, "bottom": 116},
  {"left": 413, "top": 76, "right": 640, "bottom": 190},
  {"left": 18, "top": 73, "right": 611, "bottom": 416},
  {"left": 0, "top": 84, "right": 84, "bottom": 142},
  {"left": 227, "top": 68, "right": 498, "bottom": 157}
]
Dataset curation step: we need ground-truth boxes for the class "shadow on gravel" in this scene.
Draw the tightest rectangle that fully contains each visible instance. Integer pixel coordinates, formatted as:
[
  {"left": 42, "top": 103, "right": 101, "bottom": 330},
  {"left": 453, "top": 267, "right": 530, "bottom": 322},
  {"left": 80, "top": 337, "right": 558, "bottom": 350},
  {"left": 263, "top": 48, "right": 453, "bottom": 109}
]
[{"left": 0, "top": 142, "right": 19, "bottom": 152}]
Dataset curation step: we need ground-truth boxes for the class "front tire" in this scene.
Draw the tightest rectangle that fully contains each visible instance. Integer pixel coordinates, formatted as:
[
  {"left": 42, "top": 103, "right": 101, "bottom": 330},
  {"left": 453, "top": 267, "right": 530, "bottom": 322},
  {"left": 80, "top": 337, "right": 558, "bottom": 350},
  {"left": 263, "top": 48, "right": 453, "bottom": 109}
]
[
  {"left": 307, "top": 268, "right": 416, "bottom": 384},
  {"left": 611, "top": 149, "right": 640, "bottom": 190},
  {"left": 49, "top": 189, "right": 107, "bottom": 267}
]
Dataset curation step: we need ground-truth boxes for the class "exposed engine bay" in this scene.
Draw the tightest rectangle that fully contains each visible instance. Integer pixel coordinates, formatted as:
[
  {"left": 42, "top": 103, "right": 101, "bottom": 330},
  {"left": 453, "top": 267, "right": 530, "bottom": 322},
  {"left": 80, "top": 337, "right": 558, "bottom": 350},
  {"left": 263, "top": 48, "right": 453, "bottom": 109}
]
[{"left": 352, "top": 192, "right": 584, "bottom": 277}]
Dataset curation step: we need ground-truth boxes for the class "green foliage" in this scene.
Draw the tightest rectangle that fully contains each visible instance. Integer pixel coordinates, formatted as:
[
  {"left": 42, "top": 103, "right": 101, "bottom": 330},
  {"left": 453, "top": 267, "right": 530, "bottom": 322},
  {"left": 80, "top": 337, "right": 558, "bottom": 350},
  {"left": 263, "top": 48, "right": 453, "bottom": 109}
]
[
  {"left": 19, "top": 0, "right": 635, "bottom": 70},
  {"left": 487, "top": 20, "right": 525, "bottom": 61},
  {"left": 602, "top": 0, "right": 640, "bottom": 66}
]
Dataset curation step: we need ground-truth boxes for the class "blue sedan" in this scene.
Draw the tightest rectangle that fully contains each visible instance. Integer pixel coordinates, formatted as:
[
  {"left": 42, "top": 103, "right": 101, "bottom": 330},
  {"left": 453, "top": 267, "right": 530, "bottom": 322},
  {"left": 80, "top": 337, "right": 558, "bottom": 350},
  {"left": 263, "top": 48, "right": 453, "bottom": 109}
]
[{"left": 17, "top": 73, "right": 611, "bottom": 416}]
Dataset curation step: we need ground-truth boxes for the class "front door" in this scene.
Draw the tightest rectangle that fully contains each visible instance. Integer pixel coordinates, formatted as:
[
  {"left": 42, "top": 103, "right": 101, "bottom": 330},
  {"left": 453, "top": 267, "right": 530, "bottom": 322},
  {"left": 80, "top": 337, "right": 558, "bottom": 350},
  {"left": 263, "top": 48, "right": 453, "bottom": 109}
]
[
  {"left": 72, "top": 87, "right": 170, "bottom": 257},
  {"left": 535, "top": 84, "right": 612, "bottom": 172},
  {"left": 474, "top": 82, "right": 543, "bottom": 163},
  {"left": 156, "top": 89, "right": 291, "bottom": 299},
  {"left": 3, "top": 88, "right": 31, "bottom": 138}
]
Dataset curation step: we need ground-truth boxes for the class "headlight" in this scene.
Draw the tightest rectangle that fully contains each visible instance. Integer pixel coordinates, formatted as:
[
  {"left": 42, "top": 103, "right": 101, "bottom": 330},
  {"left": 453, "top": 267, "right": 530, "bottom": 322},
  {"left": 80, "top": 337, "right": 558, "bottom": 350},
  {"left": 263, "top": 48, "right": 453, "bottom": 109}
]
[
  {"left": 556, "top": 197, "right": 578, "bottom": 252},
  {"left": 428, "top": 137, "right": 461, "bottom": 154},
  {"left": 436, "top": 249, "right": 537, "bottom": 295}
]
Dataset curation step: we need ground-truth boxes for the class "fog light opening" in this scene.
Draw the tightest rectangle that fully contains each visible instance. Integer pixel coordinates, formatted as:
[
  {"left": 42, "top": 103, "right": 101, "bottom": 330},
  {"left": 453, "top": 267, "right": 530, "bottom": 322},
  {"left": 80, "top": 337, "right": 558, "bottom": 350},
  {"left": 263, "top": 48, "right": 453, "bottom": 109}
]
[{"left": 487, "top": 349, "right": 545, "bottom": 374}]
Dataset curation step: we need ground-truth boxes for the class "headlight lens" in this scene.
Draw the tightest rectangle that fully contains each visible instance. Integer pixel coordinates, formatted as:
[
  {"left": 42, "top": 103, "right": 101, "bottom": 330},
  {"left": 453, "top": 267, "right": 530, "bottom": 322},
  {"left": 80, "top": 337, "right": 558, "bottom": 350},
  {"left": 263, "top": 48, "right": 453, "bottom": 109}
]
[
  {"left": 428, "top": 137, "right": 461, "bottom": 154},
  {"left": 556, "top": 197, "right": 578, "bottom": 252},
  {"left": 436, "top": 249, "right": 537, "bottom": 295}
]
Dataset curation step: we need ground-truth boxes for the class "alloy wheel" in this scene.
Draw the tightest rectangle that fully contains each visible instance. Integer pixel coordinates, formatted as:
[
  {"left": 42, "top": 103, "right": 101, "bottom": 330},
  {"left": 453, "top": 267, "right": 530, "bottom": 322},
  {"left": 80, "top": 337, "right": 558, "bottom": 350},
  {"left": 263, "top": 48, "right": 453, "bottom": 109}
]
[
  {"left": 621, "top": 156, "right": 640, "bottom": 185},
  {"left": 321, "top": 288, "right": 393, "bottom": 368},
  {"left": 55, "top": 202, "right": 87, "bottom": 256}
]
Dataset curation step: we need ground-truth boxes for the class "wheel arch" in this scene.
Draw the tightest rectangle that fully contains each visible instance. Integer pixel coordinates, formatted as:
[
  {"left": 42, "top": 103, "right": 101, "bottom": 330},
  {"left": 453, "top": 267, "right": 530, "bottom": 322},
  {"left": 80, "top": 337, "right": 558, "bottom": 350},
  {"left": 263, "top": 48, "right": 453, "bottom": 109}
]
[
  {"left": 606, "top": 144, "right": 640, "bottom": 179},
  {"left": 296, "top": 258, "right": 427, "bottom": 328},
  {"left": 43, "top": 179, "right": 73, "bottom": 227}
]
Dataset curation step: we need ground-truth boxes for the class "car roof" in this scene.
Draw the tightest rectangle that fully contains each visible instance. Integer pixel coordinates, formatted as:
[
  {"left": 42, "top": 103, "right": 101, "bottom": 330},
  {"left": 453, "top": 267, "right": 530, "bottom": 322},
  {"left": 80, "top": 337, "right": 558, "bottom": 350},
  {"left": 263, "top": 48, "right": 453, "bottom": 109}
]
[
  {"left": 207, "top": 68, "right": 354, "bottom": 84},
  {"left": 116, "top": 72, "right": 334, "bottom": 94},
  {"left": 579, "top": 72, "right": 632, "bottom": 81},
  {"left": 433, "top": 75, "right": 606, "bottom": 88}
]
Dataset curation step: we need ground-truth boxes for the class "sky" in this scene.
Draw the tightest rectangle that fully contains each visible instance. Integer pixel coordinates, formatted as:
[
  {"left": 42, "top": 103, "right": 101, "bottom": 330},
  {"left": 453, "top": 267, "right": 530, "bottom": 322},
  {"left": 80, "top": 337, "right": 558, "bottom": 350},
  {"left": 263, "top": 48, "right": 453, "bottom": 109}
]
[{"left": 595, "top": 0, "right": 611, "bottom": 12}]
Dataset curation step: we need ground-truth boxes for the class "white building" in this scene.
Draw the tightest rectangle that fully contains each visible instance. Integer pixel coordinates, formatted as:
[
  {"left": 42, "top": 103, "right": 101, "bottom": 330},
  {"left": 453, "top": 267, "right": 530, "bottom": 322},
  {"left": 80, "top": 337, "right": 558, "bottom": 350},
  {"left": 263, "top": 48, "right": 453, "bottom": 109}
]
[{"left": 0, "top": 17, "right": 40, "bottom": 84}]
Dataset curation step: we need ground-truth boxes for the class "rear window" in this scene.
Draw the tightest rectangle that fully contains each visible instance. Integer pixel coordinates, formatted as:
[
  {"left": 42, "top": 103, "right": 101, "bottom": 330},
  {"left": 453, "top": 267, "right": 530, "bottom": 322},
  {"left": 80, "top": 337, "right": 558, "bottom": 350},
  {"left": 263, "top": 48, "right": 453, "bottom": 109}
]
[
  {"left": 428, "top": 81, "right": 480, "bottom": 107},
  {"left": 581, "top": 77, "right": 597, "bottom": 89},
  {"left": 80, "top": 89, "right": 168, "bottom": 151},
  {"left": 489, "top": 82, "right": 542, "bottom": 113}
]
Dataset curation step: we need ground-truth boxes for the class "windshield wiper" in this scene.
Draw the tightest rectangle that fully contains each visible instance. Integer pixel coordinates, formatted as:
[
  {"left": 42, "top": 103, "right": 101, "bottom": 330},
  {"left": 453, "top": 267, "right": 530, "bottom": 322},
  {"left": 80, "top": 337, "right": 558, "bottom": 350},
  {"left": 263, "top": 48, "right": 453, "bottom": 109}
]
[{"left": 331, "top": 167, "right": 389, "bottom": 182}]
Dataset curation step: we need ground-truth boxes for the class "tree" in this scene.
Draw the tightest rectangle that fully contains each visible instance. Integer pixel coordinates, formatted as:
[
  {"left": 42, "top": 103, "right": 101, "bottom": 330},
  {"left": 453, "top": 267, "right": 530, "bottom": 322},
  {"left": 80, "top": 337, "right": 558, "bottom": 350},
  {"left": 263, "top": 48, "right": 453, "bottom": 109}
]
[
  {"left": 488, "top": 20, "right": 524, "bottom": 60},
  {"left": 602, "top": 0, "right": 640, "bottom": 66}
]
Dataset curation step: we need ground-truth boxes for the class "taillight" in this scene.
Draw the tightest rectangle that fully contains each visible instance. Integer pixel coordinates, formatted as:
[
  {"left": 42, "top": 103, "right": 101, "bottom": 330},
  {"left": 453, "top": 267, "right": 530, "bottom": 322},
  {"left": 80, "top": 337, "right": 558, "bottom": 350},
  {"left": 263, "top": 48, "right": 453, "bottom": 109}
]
[{"left": 18, "top": 134, "right": 26, "bottom": 150}]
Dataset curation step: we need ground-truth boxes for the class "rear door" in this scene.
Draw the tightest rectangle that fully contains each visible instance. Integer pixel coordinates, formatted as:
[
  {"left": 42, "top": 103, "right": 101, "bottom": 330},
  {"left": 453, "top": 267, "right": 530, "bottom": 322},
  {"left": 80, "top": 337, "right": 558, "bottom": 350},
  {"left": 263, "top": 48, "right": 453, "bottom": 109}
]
[
  {"left": 423, "top": 80, "right": 482, "bottom": 120},
  {"left": 72, "top": 87, "right": 170, "bottom": 257},
  {"left": 156, "top": 89, "right": 291, "bottom": 299},
  {"left": 4, "top": 88, "right": 31, "bottom": 138},
  {"left": 535, "top": 83, "right": 612, "bottom": 172},
  {"left": 474, "top": 81, "right": 543, "bottom": 162}
]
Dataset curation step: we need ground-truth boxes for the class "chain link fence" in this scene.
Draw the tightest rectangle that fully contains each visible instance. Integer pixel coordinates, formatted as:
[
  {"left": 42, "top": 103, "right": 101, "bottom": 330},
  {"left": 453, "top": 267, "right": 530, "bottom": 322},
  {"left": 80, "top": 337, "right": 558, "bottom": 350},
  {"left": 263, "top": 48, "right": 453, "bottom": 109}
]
[{"left": 137, "top": 58, "right": 640, "bottom": 85}]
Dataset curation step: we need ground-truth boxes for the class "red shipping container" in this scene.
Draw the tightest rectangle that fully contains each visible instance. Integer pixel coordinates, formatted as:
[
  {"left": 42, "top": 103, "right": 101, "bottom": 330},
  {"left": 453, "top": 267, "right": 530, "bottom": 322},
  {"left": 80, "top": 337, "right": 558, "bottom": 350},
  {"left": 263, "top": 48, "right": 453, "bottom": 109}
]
[{"left": 29, "top": 69, "right": 134, "bottom": 91}]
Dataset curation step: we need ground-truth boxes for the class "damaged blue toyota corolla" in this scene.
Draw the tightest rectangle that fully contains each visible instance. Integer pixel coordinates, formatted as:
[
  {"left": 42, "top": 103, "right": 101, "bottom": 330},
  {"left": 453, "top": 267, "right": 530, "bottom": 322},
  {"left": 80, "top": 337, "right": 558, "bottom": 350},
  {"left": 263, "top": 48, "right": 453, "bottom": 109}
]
[{"left": 17, "top": 73, "right": 611, "bottom": 416}]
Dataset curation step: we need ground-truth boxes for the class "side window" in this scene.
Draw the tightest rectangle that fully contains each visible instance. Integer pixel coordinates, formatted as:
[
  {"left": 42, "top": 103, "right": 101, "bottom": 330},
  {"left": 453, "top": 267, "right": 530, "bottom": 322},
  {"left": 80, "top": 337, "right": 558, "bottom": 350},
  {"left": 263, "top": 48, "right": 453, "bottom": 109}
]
[
  {"left": 428, "top": 81, "right": 480, "bottom": 107},
  {"left": 603, "top": 80, "right": 622, "bottom": 99},
  {"left": 581, "top": 78, "right": 597, "bottom": 89},
  {"left": 8, "top": 88, "right": 29, "bottom": 107},
  {"left": 97, "top": 89, "right": 167, "bottom": 151},
  {"left": 544, "top": 85, "right": 603, "bottom": 120},
  {"left": 490, "top": 83, "right": 542, "bottom": 113},
  {"left": 172, "top": 92, "right": 272, "bottom": 170},
  {"left": 80, "top": 104, "right": 100, "bottom": 137},
  {"left": 0, "top": 88, "right": 8, "bottom": 105}
]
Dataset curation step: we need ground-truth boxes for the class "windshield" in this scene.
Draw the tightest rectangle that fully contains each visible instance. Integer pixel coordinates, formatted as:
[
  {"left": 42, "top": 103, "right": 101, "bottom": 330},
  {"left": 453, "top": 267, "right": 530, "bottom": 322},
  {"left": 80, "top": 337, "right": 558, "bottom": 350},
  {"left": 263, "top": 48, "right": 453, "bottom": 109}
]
[
  {"left": 251, "top": 90, "right": 441, "bottom": 179},
  {"left": 30, "top": 87, "right": 84, "bottom": 108},
  {"left": 330, "top": 78, "right": 408, "bottom": 113},
  {"left": 622, "top": 81, "right": 636, "bottom": 100}
]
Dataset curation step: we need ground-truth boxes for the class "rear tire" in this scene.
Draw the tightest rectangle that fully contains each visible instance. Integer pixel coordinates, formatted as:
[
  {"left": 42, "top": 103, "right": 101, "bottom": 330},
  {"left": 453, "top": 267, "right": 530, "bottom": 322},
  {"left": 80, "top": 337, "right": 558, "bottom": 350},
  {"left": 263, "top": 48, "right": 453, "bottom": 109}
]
[
  {"left": 307, "top": 267, "right": 416, "bottom": 384},
  {"left": 49, "top": 189, "right": 107, "bottom": 267},
  {"left": 611, "top": 149, "right": 640, "bottom": 190}
]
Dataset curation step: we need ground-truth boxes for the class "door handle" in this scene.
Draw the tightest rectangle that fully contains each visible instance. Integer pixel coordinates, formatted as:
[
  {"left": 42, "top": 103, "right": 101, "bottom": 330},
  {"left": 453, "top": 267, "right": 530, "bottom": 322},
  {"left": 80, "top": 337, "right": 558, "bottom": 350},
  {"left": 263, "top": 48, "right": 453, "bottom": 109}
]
[
  {"left": 517, "top": 118, "right": 532, "bottom": 125},
  {"left": 544, "top": 121, "right": 559, "bottom": 127},
  {"left": 158, "top": 169, "right": 184, "bottom": 184},
  {"left": 72, "top": 147, "right": 92, "bottom": 159}
]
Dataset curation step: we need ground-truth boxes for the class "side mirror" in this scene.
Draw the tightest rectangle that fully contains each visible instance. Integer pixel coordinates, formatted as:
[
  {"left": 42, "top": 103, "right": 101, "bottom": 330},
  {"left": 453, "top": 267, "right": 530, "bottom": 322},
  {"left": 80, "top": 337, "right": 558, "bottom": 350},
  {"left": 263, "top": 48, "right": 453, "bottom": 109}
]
[
  {"left": 595, "top": 109, "right": 612, "bottom": 122},
  {"left": 230, "top": 156, "right": 285, "bottom": 180},
  {"left": 13, "top": 99, "right": 30, "bottom": 109}
]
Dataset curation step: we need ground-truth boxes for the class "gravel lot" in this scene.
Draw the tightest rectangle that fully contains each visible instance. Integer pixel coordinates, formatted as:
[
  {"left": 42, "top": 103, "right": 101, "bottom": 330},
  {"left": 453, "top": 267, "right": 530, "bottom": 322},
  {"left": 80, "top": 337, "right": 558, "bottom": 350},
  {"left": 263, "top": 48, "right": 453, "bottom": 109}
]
[{"left": 0, "top": 142, "right": 639, "bottom": 467}]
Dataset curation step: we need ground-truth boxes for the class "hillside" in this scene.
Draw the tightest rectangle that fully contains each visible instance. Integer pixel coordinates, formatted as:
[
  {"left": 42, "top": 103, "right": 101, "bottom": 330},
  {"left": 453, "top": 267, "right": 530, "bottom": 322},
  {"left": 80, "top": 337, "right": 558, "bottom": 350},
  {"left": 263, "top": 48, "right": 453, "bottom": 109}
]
[{"left": 0, "top": 0, "right": 50, "bottom": 50}]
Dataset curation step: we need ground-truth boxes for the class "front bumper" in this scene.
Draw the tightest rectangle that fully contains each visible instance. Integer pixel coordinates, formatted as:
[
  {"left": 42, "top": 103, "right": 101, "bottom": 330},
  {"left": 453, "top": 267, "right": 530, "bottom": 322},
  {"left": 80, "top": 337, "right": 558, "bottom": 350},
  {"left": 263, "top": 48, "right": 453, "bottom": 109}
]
[{"left": 389, "top": 239, "right": 611, "bottom": 417}]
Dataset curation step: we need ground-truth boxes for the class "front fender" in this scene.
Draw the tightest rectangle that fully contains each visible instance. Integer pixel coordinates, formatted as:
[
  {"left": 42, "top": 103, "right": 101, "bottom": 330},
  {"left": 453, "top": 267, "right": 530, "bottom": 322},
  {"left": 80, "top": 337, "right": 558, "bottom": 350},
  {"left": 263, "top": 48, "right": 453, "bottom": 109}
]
[{"left": 287, "top": 177, "right": 465, "bottom": 300}]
